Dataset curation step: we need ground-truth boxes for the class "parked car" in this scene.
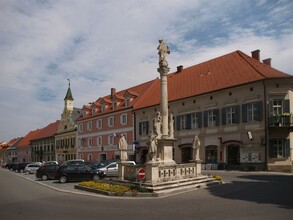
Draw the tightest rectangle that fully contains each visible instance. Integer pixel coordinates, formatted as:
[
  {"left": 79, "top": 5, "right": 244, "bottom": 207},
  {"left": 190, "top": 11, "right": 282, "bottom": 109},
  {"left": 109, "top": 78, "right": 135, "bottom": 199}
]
[
  {"left": 16, "top": 163, "right": 30, "bottom": 173},
  {"left": 36, "top": 164, "right": 60, "bottom": 180},
  {"left": 56, "top": 164, "right": 106, "bottom": 183},
  {"left": 24, "top": 163, "right": 42, "bottom": 174},
  {"left": 43, "top": 161, "right": 58, "bottom": 166},
  {"left": 88, "top": 160, "right": 117, "bottom": 170},
  {"left": 9, "top": 163, "right": 18, "bottom": 171},
  {"left": 62, "top": 159, "right": 85, "bottom": 166},
  {"left": 98, "top": 161, "right": 136, "bottom": 177}
]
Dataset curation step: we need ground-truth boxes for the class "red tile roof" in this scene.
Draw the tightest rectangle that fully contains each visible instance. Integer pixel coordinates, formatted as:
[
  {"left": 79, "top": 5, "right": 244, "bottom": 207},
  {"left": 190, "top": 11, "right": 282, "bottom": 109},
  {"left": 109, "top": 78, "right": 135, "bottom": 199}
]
[
  {"left": 31, "top": 121, "right": 60, "bottom": 141},
  {"left": 134, "top": 50, "right": 292, "bottom": 110},
  {"left": 79, "top": 79, "right": 156, "bottom": 119},
  {"left": 18, "top": 129, "right": 41, "bottom": 147}
]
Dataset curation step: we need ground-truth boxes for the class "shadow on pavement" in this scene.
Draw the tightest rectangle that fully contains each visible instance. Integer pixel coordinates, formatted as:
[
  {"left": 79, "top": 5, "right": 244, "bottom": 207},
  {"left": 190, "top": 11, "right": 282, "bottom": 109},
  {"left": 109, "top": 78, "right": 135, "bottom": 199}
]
[{"left": 206, "top": 174, "right": 293, "bottom": 209}]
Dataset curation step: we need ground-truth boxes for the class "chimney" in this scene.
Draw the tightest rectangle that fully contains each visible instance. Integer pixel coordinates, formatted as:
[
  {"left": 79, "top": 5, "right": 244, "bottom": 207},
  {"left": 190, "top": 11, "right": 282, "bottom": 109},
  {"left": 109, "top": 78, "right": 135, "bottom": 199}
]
[
  {"left": 251, "top": 50, "right": 260, "bottom": 61},
  {"left": 176, "top": 65, "right": 183, "bottom": 73},
  {"left": 111, "top": 88, "right": 116, "bottom": 97},
  {"left": 263, "top": 58, "right": 271, "bottom": 66}
]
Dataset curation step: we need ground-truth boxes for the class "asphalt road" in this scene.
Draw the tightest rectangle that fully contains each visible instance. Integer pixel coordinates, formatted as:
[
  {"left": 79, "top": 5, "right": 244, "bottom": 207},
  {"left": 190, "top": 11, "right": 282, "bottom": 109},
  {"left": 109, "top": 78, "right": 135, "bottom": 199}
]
[{"left": 0, "top": 168, "right": 292, "bottom": 220}]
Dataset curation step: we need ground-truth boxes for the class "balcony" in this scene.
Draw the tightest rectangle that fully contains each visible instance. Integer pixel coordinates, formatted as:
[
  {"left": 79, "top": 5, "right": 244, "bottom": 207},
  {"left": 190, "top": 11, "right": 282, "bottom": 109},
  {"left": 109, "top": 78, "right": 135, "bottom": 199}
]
[{"left": 268, "top": 113, "right": 293, "bottom": 128}]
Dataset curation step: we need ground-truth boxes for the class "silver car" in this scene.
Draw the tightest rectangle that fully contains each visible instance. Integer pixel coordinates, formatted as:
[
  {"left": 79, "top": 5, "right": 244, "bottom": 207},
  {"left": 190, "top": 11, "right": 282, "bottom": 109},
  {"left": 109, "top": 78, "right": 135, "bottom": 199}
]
[
  {"left": 98, "top": 161, "right": 136, "bottom": 177},
  {"left": 24, "top": 163, "right": 42, "bottom": 174}
]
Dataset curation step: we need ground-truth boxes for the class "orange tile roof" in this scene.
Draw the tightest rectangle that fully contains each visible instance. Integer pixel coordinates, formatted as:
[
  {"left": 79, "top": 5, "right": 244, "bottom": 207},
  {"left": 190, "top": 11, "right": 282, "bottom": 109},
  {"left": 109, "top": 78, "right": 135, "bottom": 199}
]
[
  {"left": 18, "top": 129, "right": 41, "bottom": 147},
  {"left": 134, "top": 50, "right": 292, "bottom": 110},
  {"left": 7, "top": 137, "right": 22, "bottom": 146},
  {"left": 31, "top": 121, "right": 60, "bottom": 141}
]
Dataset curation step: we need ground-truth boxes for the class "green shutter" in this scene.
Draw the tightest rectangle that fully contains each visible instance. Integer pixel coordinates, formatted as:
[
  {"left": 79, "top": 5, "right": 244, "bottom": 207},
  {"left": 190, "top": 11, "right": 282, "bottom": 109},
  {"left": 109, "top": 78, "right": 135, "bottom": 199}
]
[
  {"left": 215, "top": 109, "right": 220, "bottom": 126},
  {"left": 235, "top": 105, "right": 240, "bottom": 124},
  {"left": 204, "top": 111, "right": 208, "bottom": 127},
  {"left": 255, "top": 101, "right": 263, "bottom": 121},
  {"left": 285, "top": 139, "right": 290, "bottom": 157},
  {"left": 269, "top": 139, "right": 275, "bottom": 158},
  {"left": 186, "top": 114, "right": 191, "bottom": 129},
  {"left": 139, "top": 122, "right": 142, "bottom": 135},
  {"left": 176, "top": 116, "right": 181, "bottom": 131},
  {"left": 242, "top": 104, "right": 247, "bottom": 123},
  {"left": 222, "top": 107, "right": 226, "bottom": 125},
  {"left": 197, "top": 112, "right": 202, "bottom": 128}
]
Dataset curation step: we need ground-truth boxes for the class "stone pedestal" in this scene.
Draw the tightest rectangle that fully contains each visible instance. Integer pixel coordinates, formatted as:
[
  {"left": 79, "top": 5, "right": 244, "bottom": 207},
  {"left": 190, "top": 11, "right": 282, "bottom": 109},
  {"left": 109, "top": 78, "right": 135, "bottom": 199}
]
[
  {"left": 190, "top": 159, "right": 202, "bottom": 176},
  {"left": 157, "top": 138, "right": 177, "bottom": 166},
  {"left": 118, "top": 161, "right": 127, "bottom": 180},
  {"left": 145, "top": 161, "right": 160, "bottom": 183}
]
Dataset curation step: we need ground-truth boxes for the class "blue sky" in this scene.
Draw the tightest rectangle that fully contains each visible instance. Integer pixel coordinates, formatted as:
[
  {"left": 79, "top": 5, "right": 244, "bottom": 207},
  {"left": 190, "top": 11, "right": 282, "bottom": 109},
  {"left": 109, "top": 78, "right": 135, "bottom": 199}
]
[{"left": 0, "top": 0, "right": 292, "bottom": 141}]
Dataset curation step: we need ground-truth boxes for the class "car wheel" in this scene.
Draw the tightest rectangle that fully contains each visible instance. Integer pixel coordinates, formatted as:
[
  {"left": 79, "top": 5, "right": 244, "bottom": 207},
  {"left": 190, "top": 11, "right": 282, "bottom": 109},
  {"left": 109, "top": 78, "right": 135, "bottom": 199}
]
[
  {"left": 26, "top": 170, "right": 30, "bottom": 175},
  {"left": 93, "top": 174, "right": 100, "bottom": 181},
  {"left": 41, "top": 174, "right": 48, "bottom": 181},
  {"left": 59, "top": 176, "right": 67, "bottom": 183}
]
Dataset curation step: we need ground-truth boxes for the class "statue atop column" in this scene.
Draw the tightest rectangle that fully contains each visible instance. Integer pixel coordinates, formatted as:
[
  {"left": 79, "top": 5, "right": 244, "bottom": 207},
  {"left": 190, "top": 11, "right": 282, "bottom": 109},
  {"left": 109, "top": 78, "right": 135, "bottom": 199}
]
[
  {"left": 192, "top": 135, "right": 201, "bottom": 161},
  {"left": 118, "top": 134, "right": 128, "bottom": 161},
  {"left": 157, "top": 39, "right": 170, "bottom": 69}
]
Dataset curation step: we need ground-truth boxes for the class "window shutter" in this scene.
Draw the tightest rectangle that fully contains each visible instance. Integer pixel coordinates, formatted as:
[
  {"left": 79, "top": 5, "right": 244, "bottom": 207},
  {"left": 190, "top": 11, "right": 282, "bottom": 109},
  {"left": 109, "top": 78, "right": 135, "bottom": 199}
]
[
  {"left": 197, "top": 112, "right": 202, "bottom": 128},
  {"left": 269, "top": 140, "right": 275, "bottom": 158},
  {"left": 186, "top": 114, "right": 191, "bottom": 129},
  {"left": 285, "top": 139, "right": 290, "bottom": 157},
  {"left": 139, "top": 122, "right": 142, "bottom": 135},
  {"left": 222, "top": 107, "right": 226, "bottom": 125},
  {"left": 204, "top": 111, "right": 208, "bottom": 127},
  {"left": 176, "top": 116, "right": 181, "bottom": 131},
  {"left": 215, "top": 109, "right": 220, "bottom": 126},
  {"left": 268, "top": 101, "right": 274, "bottom": 125},
  {"left": 146, "top": 121, "right": 149, "bottom": 135},
  {"left": 255, "top": 101, "right": 263, "bottom": 121},
  {"left": 242, "top": 104, "right": 247, "bottom": 123},
  {"left": 235, "top": 105, "right": 240, "bottom": 124},
  {"left": 283, "top": 100, "right": 290, "bottom": 125}
]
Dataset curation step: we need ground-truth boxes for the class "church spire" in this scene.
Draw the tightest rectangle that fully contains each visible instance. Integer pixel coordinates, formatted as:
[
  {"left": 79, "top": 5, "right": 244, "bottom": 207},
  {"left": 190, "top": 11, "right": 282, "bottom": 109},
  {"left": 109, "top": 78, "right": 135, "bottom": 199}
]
[{"left": 64, "top": 79, "right": 74, "bottom": 101}]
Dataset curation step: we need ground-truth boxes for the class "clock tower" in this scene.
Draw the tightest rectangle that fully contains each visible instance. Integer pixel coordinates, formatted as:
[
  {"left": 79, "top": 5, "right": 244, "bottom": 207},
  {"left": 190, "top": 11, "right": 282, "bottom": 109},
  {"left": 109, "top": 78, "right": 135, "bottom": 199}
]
[{"left": 64, "top": 79, "right": 74, "bottom": 114}]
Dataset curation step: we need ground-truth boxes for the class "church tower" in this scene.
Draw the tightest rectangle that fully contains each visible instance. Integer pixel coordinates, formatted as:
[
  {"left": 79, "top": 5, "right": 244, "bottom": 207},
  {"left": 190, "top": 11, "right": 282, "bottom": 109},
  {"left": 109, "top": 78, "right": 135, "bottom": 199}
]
[{"left": 63, "top": 79, "right": 74, "bottom": 116}]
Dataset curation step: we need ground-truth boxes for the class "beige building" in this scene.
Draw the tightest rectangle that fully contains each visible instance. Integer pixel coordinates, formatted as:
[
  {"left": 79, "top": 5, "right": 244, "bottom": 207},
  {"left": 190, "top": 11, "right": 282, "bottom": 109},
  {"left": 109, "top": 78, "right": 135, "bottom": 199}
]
[
  {"left": 133, "top": 50, "right": 293, "bottom": 172},
  {"left": 55, "top": 83, "right": 83, "bottom": 163}
]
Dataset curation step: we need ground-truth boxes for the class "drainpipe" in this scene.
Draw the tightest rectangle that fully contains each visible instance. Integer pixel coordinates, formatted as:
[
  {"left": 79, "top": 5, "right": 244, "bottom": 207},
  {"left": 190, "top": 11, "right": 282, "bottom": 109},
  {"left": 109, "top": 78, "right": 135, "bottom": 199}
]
[{"left": 263, "top": 80, "right": 268, "bottom": 171}]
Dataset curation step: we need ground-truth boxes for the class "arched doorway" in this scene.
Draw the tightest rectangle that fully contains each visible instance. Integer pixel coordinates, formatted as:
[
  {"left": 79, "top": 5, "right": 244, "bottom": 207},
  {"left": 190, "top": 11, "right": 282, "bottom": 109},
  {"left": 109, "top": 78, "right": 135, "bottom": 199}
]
[{"left": 227, "top": 144, "right": 240, "bottom": 166}]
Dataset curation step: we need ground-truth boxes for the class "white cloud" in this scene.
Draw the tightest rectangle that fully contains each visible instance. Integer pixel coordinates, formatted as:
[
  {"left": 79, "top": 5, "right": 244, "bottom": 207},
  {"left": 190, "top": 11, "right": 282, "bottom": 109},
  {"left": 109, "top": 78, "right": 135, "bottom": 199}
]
[{"left": 0, "top": 0, "right": 292, "bottom": 141}]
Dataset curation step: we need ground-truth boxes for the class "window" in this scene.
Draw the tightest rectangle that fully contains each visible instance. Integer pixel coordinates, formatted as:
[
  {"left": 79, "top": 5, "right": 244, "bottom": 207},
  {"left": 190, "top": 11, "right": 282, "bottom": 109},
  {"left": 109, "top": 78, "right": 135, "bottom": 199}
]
[
  {"left": 108, "top": 135, "right": 114, "bottom": 145},
  {"left": 222, "top": 106, "right": 240, "bottom": 125},
  {"left": 87, "top": 121, "right": 92, "bottom": 131},
  {"left": 269, "top": 99, "right": 290, "bottom": 125},
  {"left": 112, "top": 102, "right": 117, "bottom": 110},
  {"left": 139, "top": 121, "right": 149, "bottom": 135},
  {"left": 242, "top": 101, "right": 263, "bottom": 123},
  {"left": 108, "top": 116, "right": 115, "bottom": 127},
  {"left": 78, "top": 124, "right": 83, "bottom": 132},
  {"left": 191, "top": 112, "right": 202, "bottom": 129},
  {"left": 269, "top": 139, "right": 290, "bottom": 158},
  {"left": 96, "top": 119, "right": 102, "bottom": 129},
  {"left": 120, "top": 114, "right": 127, "bottom": 125},
  {"left": 88, "top": 154, "right": 92, "bottom": 162},
  {"left": 204, "top": 109, "right": 219, "bottom": 127},
  {"left": 97, "top": 136, "right": 102, "bottom": 146},
  {"left": 178, "top": 115, "right": 187, "bottom": 130},
  {"left": 125, "top": 98, "right": 131, "bottom": 107},
  {"left": 101, "top": 105, "right": 105, "bottom": 113},
  {"left": 88, "top": 138, "right": 92, "bottom": 147}
]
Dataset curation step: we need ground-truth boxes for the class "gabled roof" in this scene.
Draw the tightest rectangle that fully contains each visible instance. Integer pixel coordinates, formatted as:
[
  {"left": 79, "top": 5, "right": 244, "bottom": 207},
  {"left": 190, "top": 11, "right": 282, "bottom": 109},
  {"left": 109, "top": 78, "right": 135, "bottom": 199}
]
[
  {"left": 134, "top": 50, "right": 292, "bottom": 110},
  {"left": 7, "top": 137, "right": 23, "bottom": 150},
  {"left": 18, "top": 129, "right": 41, "bottom": 147},
  {"left": 79, "top": 79, "right": 156, "bottom": 120},
  {"left": 31, "top": 121, "right": 60, "bottom": 141}
]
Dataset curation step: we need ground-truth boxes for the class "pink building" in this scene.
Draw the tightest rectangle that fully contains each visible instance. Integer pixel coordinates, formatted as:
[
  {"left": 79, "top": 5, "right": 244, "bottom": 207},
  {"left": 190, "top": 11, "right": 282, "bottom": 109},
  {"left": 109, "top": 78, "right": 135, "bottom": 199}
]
[{"left": 77, "top": 80, "right": 155, "bottom": 163}]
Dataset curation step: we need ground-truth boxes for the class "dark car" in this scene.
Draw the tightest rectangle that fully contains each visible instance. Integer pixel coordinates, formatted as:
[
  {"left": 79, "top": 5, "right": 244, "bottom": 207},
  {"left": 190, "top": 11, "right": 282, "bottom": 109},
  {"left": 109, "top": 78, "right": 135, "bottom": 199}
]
[
  {"left": 16, "top": 163, "right": 30, "bottom": 173},
  {"left": 56, "top": 164, "right": 106, "bottom": 183},
  {"left": 36, "top": 164, "right": 60, "bottom": 180},
  {"left": 9, "top": 163, "right": 18, "bottom": 171}
]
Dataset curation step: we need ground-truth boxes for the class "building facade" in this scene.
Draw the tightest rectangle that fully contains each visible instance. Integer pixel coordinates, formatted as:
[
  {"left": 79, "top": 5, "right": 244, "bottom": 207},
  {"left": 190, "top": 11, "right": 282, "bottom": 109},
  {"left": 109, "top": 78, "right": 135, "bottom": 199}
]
[
  {"left": 31, "top": 121, "right": 59, "bottom": 162},
  {"left": 77, "top": 81, "right": 155, "bottom": 163},
  {"left": 133, "top": 50, "right": 293, "bottom": 172}
]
